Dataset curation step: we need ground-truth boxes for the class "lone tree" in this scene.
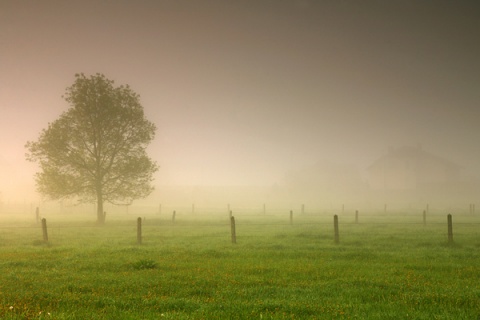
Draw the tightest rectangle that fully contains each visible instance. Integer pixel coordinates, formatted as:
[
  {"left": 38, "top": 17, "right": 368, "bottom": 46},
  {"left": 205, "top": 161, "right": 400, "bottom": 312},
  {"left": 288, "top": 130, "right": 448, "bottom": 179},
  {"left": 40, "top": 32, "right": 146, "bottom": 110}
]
[{"left": 26, "top": 73, "right": 158, "bottom": 224}]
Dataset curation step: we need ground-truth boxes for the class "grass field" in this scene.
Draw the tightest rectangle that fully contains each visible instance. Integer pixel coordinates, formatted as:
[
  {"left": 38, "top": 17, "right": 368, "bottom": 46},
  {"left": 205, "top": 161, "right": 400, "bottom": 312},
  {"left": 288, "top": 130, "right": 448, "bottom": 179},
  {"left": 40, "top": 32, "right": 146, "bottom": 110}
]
[{"left": 0, "top": 211, "right": 479, "bottom": 319}]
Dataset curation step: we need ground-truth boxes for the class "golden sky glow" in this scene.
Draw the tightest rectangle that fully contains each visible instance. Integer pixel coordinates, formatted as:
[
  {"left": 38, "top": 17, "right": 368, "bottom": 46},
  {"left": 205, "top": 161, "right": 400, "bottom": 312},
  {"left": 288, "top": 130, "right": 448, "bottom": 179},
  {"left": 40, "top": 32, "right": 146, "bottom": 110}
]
[{"left": 1, "top": 1, "right": 479, "bottom": 201}]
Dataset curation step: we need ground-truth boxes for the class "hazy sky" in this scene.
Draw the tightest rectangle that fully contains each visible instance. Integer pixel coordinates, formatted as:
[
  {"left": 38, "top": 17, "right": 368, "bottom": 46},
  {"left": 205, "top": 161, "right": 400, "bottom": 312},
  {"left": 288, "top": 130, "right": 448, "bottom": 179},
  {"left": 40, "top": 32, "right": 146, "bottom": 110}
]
[{"left": 1, "top": 0, "right": 479, "bottom": 199}]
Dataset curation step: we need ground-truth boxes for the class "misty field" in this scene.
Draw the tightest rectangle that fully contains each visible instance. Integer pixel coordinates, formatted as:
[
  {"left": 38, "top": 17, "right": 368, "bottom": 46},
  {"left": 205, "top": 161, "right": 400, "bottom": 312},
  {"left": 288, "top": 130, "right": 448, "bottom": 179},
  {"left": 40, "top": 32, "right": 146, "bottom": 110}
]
[{"left": 0, "top": 211, "right": 479, "bottom": 319}]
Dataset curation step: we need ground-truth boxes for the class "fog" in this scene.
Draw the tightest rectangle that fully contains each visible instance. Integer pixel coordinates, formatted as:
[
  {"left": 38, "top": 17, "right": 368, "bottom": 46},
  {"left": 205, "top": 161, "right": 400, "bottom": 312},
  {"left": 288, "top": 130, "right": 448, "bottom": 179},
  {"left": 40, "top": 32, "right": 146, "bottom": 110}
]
[{"left": 1, "top": 1, "right": 479, "bottom": 212}]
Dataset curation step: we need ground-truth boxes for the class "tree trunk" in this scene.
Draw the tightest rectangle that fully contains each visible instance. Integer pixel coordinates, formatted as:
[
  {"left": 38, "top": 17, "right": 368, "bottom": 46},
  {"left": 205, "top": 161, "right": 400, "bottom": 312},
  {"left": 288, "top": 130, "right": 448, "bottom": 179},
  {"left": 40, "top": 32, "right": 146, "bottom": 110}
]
[
  {"left": 97, "top": 200, "right": 105, "bottom": 224},
  {"left": 96, "top": 188, "right": 105, "bottom": 225}
]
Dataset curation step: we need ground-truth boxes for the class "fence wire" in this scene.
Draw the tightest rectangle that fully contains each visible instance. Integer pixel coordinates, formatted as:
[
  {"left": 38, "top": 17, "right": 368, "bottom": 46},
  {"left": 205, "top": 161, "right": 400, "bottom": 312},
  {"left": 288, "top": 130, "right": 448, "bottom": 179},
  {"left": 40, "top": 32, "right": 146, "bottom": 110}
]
[{"left": 0, "top": 211, "right": 479, "bottom": 248}]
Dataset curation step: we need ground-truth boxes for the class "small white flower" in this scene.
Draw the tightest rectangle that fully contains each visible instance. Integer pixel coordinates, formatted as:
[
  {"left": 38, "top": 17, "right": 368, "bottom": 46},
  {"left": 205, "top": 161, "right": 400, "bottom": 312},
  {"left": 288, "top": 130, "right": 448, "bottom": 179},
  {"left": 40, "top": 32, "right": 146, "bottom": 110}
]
[{"left": 9, "top": 306, "right": 13, "bottom": 310}]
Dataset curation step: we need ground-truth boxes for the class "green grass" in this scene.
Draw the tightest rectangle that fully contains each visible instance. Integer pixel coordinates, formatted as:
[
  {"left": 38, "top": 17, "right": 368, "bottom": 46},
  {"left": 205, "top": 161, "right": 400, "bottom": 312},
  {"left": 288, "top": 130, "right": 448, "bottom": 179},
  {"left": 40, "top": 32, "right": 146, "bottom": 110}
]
[{"left": 0, "top": 212, "right": 479, "bottom": 319}]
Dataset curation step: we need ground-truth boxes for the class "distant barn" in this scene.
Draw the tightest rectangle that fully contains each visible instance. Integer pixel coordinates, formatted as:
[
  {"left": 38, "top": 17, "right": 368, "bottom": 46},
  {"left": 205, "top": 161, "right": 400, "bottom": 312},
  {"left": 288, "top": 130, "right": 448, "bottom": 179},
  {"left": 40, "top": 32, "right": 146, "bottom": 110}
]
[{"left": 367, "top": 146, "right": 460, "bottom": 190}]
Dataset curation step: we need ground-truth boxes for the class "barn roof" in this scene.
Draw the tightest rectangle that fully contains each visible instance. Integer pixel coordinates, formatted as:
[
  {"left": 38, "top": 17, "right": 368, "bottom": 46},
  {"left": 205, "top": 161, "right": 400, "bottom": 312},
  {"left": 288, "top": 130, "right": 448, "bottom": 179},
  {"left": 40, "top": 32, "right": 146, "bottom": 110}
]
[{"left": 367, "top": 146, "right": 460, "bottom": 172}]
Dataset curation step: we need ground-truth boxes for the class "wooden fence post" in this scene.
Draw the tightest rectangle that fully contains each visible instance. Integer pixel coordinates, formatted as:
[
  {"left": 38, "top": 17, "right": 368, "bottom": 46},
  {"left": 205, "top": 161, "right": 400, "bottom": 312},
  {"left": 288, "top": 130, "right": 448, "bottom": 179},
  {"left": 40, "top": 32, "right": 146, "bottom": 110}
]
[
  {"left": 355, "top": 210, "right": 358, "bottom": 224},
  {"left": 423, "top": 210, "right": 426, "bottom": 227},
  {"left": 301, "top": 204, "right": 305, "bottom": 214},
  {"left": 137, "top": 217, "right": 142, "bottom": 244},
  {"left": 447, "top": 214, "right": 453, "bottom": 243},
  {"left": 334, "top": 215, "right": 339, "bottom": 244},
  {"left": 290, "top": 210, "right": 293, "bottom": 225},
  {"left": 230, "top": 216, "right": 236, "bottom": 244},
  {"left": 41, "top": 218, "right": 48, "bottom": 242},
  {"left": 172, "top": 210, "right": 176, "bottom": 224}
]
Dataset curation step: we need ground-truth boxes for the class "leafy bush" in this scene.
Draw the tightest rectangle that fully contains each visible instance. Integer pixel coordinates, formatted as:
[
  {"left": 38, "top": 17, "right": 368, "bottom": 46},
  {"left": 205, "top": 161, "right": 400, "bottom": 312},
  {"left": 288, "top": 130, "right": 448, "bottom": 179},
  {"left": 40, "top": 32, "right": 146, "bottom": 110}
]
[{"left": 131, "top": 259, "right": 158, "bottom": 270}]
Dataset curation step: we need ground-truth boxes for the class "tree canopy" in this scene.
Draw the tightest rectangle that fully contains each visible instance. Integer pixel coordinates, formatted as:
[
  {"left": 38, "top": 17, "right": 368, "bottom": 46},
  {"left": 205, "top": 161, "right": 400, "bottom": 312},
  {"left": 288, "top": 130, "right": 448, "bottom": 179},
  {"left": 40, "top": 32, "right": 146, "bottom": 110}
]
[{"left": 26, "top": 73, "right": 158, "bottom": 224}]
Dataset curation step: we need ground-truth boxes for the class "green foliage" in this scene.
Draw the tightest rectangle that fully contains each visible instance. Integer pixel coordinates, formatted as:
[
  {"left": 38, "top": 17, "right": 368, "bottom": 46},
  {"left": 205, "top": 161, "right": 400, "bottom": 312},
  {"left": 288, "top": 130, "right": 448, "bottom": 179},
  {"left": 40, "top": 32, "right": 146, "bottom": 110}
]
[
  {"left": 25, "top": 74, "right": 158, "bottom": 222},
  {"left": 131, "top": 259, "right": 158, "bottom": 270}
]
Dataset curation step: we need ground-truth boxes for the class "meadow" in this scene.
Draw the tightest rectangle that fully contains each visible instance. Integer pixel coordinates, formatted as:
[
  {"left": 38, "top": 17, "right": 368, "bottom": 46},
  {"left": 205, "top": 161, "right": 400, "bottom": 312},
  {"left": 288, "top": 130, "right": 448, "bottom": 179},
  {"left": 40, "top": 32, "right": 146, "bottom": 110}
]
[{"left": 0, "top": 209, "right": 479, "bottom": 319}]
